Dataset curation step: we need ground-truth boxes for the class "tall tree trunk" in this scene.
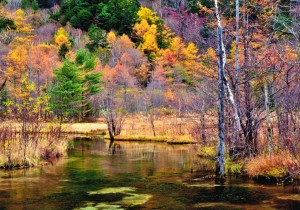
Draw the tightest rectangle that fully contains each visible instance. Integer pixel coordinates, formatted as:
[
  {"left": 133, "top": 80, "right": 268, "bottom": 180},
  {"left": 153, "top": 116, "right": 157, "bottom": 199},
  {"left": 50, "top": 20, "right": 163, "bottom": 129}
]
[
  {"left": 264, "top": 83, "right": 273, "bottom": 156},
  {"left": 58, "top": 114, "right": 63, "bottom": 138},
  {"left": 150, "top": 112, "right": 156, "bottom": 136},
  {"left": 201, "top": 101, "right": 206, "bottom": 146},
  {"left": 242, "top": 0, "right": 255, "bottom": 155},
  {"left": 233, "top": 0, "right": 240, "bottom": 148},
  {"left": 106, "top": 111, "right": 115, "bottom": 142},
  {"left": 215, "top": 0, "right": 226, "bottom": 179}
]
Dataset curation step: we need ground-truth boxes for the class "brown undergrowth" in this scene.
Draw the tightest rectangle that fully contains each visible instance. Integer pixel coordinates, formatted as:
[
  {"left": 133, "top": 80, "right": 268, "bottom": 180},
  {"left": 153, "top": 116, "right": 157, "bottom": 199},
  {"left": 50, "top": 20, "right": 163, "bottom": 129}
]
[
  {"left": 0, "top": 124, "right": 68, "bottom": 169},
  {"left": 245, "top": 153, "right": 300, "bottom": 179},
  {"left": 120, "top": 114, "right": 217, "bottom": 144}
]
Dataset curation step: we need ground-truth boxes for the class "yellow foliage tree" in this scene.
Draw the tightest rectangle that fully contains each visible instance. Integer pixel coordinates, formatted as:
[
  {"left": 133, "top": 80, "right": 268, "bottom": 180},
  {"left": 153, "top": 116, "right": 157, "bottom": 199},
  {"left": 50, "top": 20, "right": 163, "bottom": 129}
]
[
  {"left": 134, "top": 7, "right": 172, "bottom": 57},
  {"left": 14, "top": 9, "right": 32, "bottom": 35},
  {"left": 54, "top": 27, "right": 71, "bottom": 49},
  {"left": 107, "top": 31, "right": 116, "bottom": 47},
  {"left": 137, "top": 7, "right": 159, "bottom": 24},
  {"left": 134, "top": 19, "right": 150, "bottom": 37},
  {"left": 157, "top": 37, "right": 210, "bottom": 84},
  {"left": 139, "top": 24, "right": 159, "bottom": 55},
  {"left": 3, "top": 10, "right": 33, "bottom": 100}
]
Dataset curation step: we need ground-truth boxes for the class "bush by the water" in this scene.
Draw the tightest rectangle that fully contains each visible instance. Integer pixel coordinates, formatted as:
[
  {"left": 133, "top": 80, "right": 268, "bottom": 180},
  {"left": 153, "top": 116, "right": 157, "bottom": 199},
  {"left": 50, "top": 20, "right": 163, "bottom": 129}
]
[{"left": 245, "top": 154, "right": 300, "bottom": 179}]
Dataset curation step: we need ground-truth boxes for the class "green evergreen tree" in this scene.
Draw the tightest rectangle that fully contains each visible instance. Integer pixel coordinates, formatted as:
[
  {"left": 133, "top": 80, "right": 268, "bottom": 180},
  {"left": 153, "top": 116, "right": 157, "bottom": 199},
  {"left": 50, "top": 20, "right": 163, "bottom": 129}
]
[
  {"left": 70, "top": 9, "right": 93, "bottom": 31},
  {"left": 97, "top": 0, "right": 139, "bottom": 35},
  {"left": 0, "top": 16, "right": 16, "bottom": 31},
  {"left": 21, "top": 0, "right": 39, "bottom": 10},
  {"left": 49, "top": 50, "right": 102, "bottom": 122},
  {"left": 58, "top": 43, "right": 69, "bottom": 60},
  {"left": 49, "top": 60, "right": 83, "bottom": 123},
  {"left": 75, "top": 50, "right": 102, "bottom": 119},
  {"left": 86, "top": 24, "right": 107, "bottom": 52}
]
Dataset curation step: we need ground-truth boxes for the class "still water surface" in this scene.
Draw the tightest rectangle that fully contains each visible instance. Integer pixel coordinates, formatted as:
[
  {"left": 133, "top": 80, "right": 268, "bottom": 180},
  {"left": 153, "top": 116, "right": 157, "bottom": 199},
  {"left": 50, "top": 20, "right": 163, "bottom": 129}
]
[{"left": 0, "top": 137, "right": 300, "bottom": 209}]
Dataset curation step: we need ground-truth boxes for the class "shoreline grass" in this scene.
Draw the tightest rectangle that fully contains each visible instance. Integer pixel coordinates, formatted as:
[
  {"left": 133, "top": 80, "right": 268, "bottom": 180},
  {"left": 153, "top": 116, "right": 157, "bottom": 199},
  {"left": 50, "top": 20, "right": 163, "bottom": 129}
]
[
  {"left": 0, "top": 124, "right": 69, "bottom": 170},
  {"left": 103, "top": 134, "right": 197, "bottom": 144},
  {"left": 245, "top": 153, "right": 300, "bottom": 181},
  {"left": 1, "top": 121, "right": 107, "bottom": 135}
]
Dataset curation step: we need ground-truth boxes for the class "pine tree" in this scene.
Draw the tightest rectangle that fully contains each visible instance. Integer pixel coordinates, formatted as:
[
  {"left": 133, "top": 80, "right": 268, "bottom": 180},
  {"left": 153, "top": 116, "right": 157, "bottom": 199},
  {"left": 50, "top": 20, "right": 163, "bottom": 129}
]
[
  {"left": 49, "top": 50, "right": 102, "bottom": 122},
  {"left": 49, "top": 60, "right": 83, "bottom": 123},
  {"left": 75, "top": 50, "right": 102, "bottom": 119},
  {"left": 86, "top": 24, "right": 107, "bottom": 52}
]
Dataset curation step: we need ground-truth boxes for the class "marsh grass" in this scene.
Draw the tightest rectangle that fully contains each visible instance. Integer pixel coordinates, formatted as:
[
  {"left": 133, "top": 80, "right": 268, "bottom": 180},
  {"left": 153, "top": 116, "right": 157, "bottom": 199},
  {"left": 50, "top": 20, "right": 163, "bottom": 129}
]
[
  {"left": 60, "top": 123, "right": 107, "bottom": 134},
  {"left": 0, "top": 124, "right": 68, "bottom": 169},
  {"left": 118, "top": 114, "right": 218, "bottom": 144},
  {"left": 104, "top": 134, "right": 197, "bottom": 144},
  {"left": 245, "top": 153, "right": 300, "bottom": 179}
]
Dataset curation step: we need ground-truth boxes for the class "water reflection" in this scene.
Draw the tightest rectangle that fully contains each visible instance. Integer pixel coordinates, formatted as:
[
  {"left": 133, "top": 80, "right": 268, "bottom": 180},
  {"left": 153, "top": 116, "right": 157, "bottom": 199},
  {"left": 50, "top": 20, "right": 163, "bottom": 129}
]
[{"left": 0, "top": 137, "right": 299, "bottom": 209}]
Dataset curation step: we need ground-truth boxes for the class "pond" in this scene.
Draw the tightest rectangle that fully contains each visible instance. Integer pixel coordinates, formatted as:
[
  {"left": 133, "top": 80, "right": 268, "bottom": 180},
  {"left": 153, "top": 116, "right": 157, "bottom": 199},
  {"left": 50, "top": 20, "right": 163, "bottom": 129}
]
[{"left": 0, "top": 137, "right": 300, "bottom": 209}]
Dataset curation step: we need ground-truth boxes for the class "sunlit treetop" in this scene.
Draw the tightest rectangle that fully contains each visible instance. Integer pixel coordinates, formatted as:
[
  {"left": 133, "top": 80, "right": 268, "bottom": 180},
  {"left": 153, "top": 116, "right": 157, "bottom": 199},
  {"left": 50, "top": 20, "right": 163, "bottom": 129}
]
[
  {"left": 107, "top": 31, "right": 117, "bottom": 46},
  {"left": 134, "top": 19, "right": 150, "bottom": 37},
  {"left": 137, "top": 7, "right": 159, "bottom": 24},
  {"left": 54, "top": 27, "right": 71, "bottom": 49},
  {"left": 14, "top": 9, "right": 32, "bottom": 35},
  {"left": 55, "top": 27, "right": 68, "bottom": 38},
  {"left": 139, "top": 24, "right": 159, "bottom": 55}
]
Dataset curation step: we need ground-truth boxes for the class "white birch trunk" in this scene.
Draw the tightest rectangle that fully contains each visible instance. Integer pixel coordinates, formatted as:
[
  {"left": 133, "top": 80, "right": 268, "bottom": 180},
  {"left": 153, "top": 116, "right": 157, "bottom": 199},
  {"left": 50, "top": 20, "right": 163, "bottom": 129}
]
[
  {"left": 215, "top": 0, "right": 226, "bottom": 178},
  {"left": 233, "top": 0, "right": 240, "bottom": 147},
  {"left": 215, "top": 0, "right": 243, "bottom": 177}
]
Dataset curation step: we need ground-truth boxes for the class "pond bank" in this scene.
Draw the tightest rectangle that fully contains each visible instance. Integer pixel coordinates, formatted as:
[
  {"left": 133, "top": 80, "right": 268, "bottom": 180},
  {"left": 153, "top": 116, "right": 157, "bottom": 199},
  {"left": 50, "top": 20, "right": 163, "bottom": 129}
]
[{"left": 103, "top": 134, "right": 197, "bottom": 144}]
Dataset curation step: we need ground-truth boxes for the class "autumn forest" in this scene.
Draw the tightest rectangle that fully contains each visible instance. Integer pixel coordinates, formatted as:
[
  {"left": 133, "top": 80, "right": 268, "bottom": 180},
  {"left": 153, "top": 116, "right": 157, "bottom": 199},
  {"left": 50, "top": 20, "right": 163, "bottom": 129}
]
[{"left": 0, "top": 0, "right": 300, "bottom": 197}]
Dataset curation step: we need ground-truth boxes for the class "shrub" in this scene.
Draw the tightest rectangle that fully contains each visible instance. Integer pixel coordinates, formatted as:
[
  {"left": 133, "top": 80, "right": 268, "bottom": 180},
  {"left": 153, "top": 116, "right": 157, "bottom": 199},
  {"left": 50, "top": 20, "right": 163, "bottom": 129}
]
[
  {"left": 245, "top": 154, "right": 299, "bottom": 178},
  {"left": 226, "top": 160, "right": 243, "bottom": 174}
]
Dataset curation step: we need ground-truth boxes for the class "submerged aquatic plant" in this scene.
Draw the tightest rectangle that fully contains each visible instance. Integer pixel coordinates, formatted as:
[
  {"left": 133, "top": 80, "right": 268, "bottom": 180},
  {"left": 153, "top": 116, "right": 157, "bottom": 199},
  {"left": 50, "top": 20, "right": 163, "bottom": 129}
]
[
  {"left": 83, "top": 187, "right": 152, "bottom": 209},
  {"left": 88, "top": 187, "right": 136, "bottom": 195}
]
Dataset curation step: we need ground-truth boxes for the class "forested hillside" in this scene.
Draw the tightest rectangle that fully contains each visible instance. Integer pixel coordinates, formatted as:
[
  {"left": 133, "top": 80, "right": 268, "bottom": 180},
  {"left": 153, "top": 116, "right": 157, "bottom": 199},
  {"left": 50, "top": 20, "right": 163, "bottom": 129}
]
[{"left": 0, "top": 0, "right": 299, "bottom": 178}]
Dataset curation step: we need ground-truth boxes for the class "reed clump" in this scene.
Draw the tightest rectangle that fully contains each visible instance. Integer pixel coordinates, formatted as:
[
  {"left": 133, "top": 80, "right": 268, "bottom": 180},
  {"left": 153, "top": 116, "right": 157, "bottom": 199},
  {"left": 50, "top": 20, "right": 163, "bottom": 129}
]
[
  {"left": 245, "top": 154, "right": 300, "bottom": 179},
  {"left": 0, "top": 124, "right": 67, "bottom": 169}
]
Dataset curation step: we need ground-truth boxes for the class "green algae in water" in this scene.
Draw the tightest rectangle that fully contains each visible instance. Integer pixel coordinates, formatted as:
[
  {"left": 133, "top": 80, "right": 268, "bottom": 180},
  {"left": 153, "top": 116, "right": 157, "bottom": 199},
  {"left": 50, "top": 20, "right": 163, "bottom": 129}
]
[
  {"left": 80, "top": 207, "right": 98, "bottom": 210},
  {"left": 184, "top": 183, "right": 222, "bottom": 188},
  {"left": 84, "top": 187, "right": 152, "bottom": 209},
  {"left": 88, "top": 187, "right": 136, "bottom": 195},
  {"left": 78, "top": 201, "right": 124, "bottom": 210},
  {"left": 79, "top": 203, "right": 124, "bottom": 210},
  {"left": 119, "top": 193, "right": 152, "bottom": 206},
  {"left": 95, "top": 203, "right": 124, "bottom": 210}
]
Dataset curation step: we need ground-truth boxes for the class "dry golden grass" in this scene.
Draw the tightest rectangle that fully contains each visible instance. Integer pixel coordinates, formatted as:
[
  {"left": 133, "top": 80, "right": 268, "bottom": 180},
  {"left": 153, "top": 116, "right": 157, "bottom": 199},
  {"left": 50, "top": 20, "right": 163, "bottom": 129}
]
[
  {"left": 0, "top": 138, "right": 68, "bottom": 168},
  {"left": 0, "top": 124, "right": 69, "bottom": 169},
  {"left": 245, "top": 153, "right": 300, "bottom": 178},
  {"left": 104, "top": 134, "right": 197, "bottom": 144},
  {"left": 1, "top": 121, "right": 107, "bottom": 134},
  {"left": 121, "top": 114, "right": 217, "bottom": 144},
  {"left": 61, "top": 123, "right": 107, "bottom": 134}
]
